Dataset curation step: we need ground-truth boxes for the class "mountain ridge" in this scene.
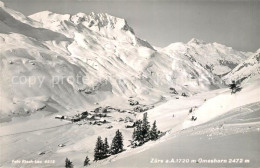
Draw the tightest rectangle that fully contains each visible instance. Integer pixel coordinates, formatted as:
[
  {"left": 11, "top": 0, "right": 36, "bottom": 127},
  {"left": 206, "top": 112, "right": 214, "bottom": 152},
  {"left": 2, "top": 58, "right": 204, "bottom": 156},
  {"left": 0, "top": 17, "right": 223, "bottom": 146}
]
[{"left": 0, "top": 1, "right": 257, "bottom": 119}]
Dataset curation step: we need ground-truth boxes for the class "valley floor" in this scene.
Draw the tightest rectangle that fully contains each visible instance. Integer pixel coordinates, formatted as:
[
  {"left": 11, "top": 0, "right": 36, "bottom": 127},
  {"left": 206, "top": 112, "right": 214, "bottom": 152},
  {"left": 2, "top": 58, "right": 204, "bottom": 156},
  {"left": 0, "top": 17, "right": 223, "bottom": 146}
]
[{"left": 0, "top": 83, "right": 259, "bottom": 168}]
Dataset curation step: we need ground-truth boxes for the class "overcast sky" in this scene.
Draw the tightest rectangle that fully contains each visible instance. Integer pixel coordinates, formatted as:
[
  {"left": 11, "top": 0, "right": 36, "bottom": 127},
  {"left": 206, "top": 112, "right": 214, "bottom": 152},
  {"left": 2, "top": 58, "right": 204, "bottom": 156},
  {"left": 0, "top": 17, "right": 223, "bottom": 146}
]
[{"left": 2, "top": 0, "right": 260, "bottom": 52}]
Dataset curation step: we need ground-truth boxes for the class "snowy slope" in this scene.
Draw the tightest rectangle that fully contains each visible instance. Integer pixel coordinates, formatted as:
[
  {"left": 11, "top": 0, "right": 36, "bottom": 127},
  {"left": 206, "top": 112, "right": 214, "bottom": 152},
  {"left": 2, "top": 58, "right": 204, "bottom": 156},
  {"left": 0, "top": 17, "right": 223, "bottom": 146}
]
[
  {"left": 100, "top": 103, "right": 260, "bottom": 168},
  {"left": 96, "top": 79, "right": 260, "bottom": 168},
  {"left": 0, "top": 1, "right": 41, "bottom": 27},
  {"left": 0, "top": 1, "right": 250, "bottom": 120},
  {"left": 183, "top": 79, "right": 260, "bottom": 129},
  {"left": 29, "top": 11, "right": 153, "bottom": 48},
  {"left": 223, "top": 49, "right": 260, "bottom": 83},
  {"left": 0, "top": 75, "right": 259, "bottom": 168},
  {"left": 161, "top": 39, "right": 250, "bottom": 76},
  {"left": 0, "top": 4, "right": 70, "bottom": 42},
  {"left": 1, "top": 2, "right": 259, "bottom": 168}
]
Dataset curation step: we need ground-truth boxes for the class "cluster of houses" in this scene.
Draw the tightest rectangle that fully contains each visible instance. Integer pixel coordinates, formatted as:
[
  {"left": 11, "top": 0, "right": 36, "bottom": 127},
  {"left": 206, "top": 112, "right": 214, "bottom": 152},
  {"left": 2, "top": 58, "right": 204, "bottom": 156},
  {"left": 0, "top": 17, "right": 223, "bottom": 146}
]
[
  {"left": 55, "top": 112, "right": 94, "bottom": 122},
  {"left": 115, "top": 116, "right": 135, "bottom": 128},
  {"left": 54, "top": 104, "right": 144, "bottom": 127},
  {"left": 55, "top": 106, "right": 110, "bottom": 124},
  {"left": 133, "top": 105, "right": 154, "bottom": 113}
]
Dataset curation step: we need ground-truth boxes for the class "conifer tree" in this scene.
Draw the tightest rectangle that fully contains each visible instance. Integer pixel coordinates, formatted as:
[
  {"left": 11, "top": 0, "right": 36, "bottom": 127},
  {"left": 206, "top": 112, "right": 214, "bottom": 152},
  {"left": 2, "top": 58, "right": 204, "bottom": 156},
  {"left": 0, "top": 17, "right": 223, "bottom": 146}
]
[
  {"left": 150, "top": 120, "right": 159, "bottom": 140},
  {"left": 132, "top": 120, "right": 143, "bottom": 145},
  {"left": 141, "top": 112, "right": 150, "bottom": 142},
  {"left": 229, "top": 80, "right": 237, "bottom": 91},
  {"left": 132, "top": 128, "right": 137, "bottom": 141},
  {"left": 65, "top": 158, "right": 73, "bottom": 168},
  {"left": 94, "top": 136, "right": 105, "bottom": 161},
  {"left": 228, "top": 80, "right": 242, "bottom": 94},
  {"left": 110, "top": 130, "right": 124, "bottom": 154},
  {"left": 84, "top": 156, "right": 90, "bottom": 166},
  {"left": 103, "top": 137, "right": 110, "bottom": 156}
]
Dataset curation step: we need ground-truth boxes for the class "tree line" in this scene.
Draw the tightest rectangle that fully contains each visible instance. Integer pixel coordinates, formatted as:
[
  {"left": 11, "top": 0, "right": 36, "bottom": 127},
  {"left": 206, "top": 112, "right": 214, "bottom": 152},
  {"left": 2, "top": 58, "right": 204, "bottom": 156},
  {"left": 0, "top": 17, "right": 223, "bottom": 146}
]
[
  {"left": 94, "top": 129, "right": 124, "bottom": 161},
  {"left": 132, "top": 112, "right": 161, "bottom": 147},
  {"left": 65, "top": 112, "right": 161, "bottom": 167},
  {"left": 65, "top": 129, "right": 124, "bottom": 168}
]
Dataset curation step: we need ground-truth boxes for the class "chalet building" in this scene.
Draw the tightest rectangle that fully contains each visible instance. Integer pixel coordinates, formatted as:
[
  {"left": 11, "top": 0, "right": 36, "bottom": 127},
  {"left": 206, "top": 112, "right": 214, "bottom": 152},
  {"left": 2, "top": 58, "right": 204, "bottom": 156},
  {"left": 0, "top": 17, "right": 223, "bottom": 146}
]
[
  {"left": 94, "top": 107, "right": 102, "bottom": 113},
  {"left": 87, "top": 115, "right": 96, "bottom": 120},
  {"left": 55, "top": 115, "right": 64, "bottom": 119}
]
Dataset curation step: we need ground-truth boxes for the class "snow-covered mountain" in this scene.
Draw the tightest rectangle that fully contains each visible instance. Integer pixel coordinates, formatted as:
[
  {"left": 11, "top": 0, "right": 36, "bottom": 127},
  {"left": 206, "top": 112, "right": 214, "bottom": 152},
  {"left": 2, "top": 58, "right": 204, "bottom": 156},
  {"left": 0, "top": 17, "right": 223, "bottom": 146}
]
[
  {"left": 1, "top": 2, "right": 260, "bottom": 168},
  {"left": 29, "top": 11, "right": 152, "bottom": 47},
  {"left": 223, "top": 49, "right": 260, "bottom": 83},
  {"left": 161, "top": 38, "right": 251, "bottom": 76},
  {"left": 0, "top": 1, "right": 253, "bottom": 118}
]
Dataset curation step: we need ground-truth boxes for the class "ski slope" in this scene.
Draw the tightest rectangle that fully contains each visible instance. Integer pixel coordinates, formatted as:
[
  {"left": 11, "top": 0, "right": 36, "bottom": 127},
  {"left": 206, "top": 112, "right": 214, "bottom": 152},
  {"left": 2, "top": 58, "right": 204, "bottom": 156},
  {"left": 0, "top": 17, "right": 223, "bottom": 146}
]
[{"left": 98, "top": 81, "right": 260, "bottom": 168}]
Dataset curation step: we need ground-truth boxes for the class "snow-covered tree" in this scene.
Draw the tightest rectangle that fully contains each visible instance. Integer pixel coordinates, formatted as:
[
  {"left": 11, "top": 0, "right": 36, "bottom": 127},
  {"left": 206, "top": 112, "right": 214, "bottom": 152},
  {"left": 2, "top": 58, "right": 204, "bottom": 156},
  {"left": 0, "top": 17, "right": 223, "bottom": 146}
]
[
  {"left": 65, "top": 158, "right": 73, "bottom": 168},
  {"left": 103, "top": 137, "right": 110, "bottom": 156},
  {"left": 132, "top": 115, "right": 162, "bottom": 147},
  {"left": 132, "top": 120, "right": 143, "bottom": 145},
  {"left": 110, "top": 130, "right": 124, "bottom": 154},
  {"left": 94, "top": 136, "right": 105, "bottom": 161},
  {"left": 150, "top": 120, "right": 159, "bottom": 140},
  {"left": 141, "top": 112, "right": 150, "bottom": 142},
  {"left": 84, "top": 156, "right": 90, "bottom": 166}
]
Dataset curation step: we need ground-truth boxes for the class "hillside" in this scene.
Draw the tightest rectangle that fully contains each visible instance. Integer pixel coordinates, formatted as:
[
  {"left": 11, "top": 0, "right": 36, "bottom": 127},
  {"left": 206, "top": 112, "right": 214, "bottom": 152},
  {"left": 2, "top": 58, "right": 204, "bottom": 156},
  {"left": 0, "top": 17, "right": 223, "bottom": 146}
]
[
  {"left": 97, "top": 79, "right": 260, "bottom": 168},
  {"left": 161, "top": 39, "right": 251, "bottom": 76},
  {"left": 0, "top": 1, "right": 259, "bottom": 168},
  {"left": 223, "top": 49, "right": 260, "bottom": 83},
  {"left": 0, "top": 2, "right": 252, "bottom": 119}
]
